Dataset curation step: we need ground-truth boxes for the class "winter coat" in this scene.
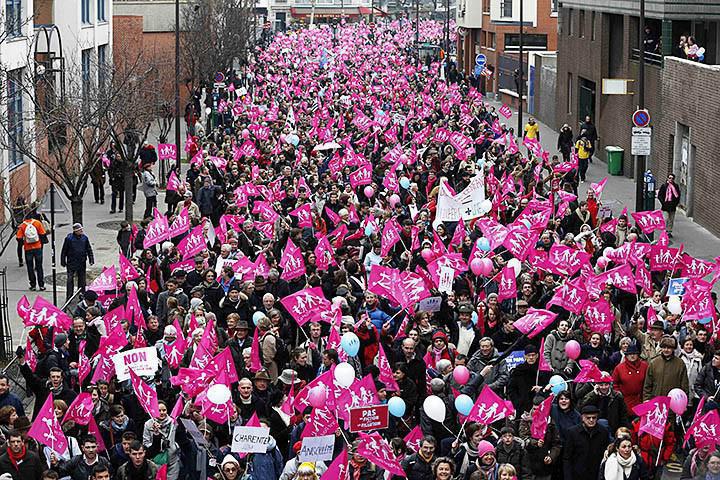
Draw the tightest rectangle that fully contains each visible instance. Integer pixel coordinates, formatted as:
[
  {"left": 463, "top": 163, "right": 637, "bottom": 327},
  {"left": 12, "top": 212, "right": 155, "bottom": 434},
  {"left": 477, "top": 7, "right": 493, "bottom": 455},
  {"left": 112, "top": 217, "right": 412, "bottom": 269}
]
[
  {"left": 657, "top": 183, "right": 681, "bottom": 212},
  {"left": 420, "top": 393, "right": 456, "bottom": 442},
  {"left": 543, "top": 330, "right": 572, "bottom": 373},
  {"left": 400, "top": 452, "right": 434, "bottom": 480},
  {"left": 115, "top": 460, "right": 158, "bottom": 480},
  {"left": 466, "top": 348, "right": 509, "bottom": 394},
  {"left": 577, "top": 389, "right": 630, "bottom": 433},
  {"left": 694, "top": 363, "right": 720, "bottom": 400},
  {"left": 247, "top": 438, "right": 284, "bottom": 480},
  {"left": 495, "top": 439, "right": 529, "bottom": 479},
  {"left": 680, "top": 349, "right": 705, "bottom": 400},
  {"left": 550, "top": 404, "right": 580, "bottom": 442},
  {"left": 60, "top": 233, "right": 94, "bottom": 270},
  {"left": 600, "top": 452, "right": 650, "bottom": 480},
  {"left": 612, "top": 358, "right": 648, "bottom": 412},
  {"left": 631, "top": 418, "right": 675, "bottom": 469},
  {"left": 452, "top": 442, "right": 479, "bottom": 479},
  {"left": 643, "top": 354, "right": 689, "bottom": 401},
  {"left": 508, "top": 362, "right": 550, "bottom": 415},
  {"left": 0, "top": 449, "right": 45, "bottom": 480},
  {"left": 518, "top": 415, "right": 561, "bottom": 476},
  {"left": 562, "top": 423, "right": 610, "bottom": 480},
  {"left": 56, "top": 454, "right": 112, "bottom": 480}
]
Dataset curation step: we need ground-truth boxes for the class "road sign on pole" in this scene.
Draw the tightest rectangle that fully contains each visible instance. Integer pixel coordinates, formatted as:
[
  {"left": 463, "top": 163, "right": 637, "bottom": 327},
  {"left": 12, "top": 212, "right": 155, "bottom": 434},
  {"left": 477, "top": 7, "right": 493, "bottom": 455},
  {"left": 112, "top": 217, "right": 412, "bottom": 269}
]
[
  {"left": 631, "top": 127, "right": 652, "bottom": 156},
  {"left": 475, "top": 54, "right": 487, "bottom": 68},
  {"left": 632, "top": 109, "right": 650, "bottom": 128}
]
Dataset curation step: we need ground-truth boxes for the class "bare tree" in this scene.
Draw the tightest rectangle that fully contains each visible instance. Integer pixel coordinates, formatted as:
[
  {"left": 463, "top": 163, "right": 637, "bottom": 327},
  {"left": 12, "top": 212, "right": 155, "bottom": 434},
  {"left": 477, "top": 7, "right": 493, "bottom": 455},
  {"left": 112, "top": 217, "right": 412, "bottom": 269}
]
[
  {"left": 0, "top": 53, "right": 160, "bottom": 224},
  {"left": 181, "top": 0, "right": 255, "bottom": 89}
]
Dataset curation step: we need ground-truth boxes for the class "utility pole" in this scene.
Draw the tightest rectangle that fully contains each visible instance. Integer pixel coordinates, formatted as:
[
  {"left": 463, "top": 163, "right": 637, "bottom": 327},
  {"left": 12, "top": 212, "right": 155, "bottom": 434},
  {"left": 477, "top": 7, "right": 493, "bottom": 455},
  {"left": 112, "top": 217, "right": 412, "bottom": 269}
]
[
  {"left": 517, "top": 0, "right": 524, "bottom": 137},
  {"left": 635, "top": 0, "right": 646, "bottom": 212},
  {"left": 174, "top": 0, "right": 181, "bottom": 174},
  {"left": 415, "top": 0, "right": 419, "bottom": 45}
]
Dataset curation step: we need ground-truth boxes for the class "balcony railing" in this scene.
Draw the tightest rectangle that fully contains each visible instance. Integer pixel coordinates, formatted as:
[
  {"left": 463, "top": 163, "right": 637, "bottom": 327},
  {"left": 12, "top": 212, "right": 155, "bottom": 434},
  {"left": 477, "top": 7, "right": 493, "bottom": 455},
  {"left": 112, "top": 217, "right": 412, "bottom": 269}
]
[{"left": 631, "top": 48, "right": 664, "bottom": 66}]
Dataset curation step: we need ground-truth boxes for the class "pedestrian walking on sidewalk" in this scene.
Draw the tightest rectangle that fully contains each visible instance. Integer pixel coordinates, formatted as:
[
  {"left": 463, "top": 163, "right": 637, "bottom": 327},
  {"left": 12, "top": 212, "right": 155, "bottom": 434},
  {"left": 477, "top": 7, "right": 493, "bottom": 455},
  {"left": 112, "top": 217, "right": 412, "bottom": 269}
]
[
  {"left": 575, "top": 134, "right": 592, "bottom": 183},
  {"left": 60, "top": 223, "right": 94, "bottom": 299},
  {"left": 557, "top": 124, "right": 574, "bottom": 163},
  {"left": 580, "top": 115, "right": 598, "bottom": 162},
  {"left": 15, "top": 212, "right": 47, "bottom": 291},
  {"left": 657, "top": 173, "right": 681, "bottom": 237},
  {"left": 140, "top": 162, "right": 158, "bottom": 219}
]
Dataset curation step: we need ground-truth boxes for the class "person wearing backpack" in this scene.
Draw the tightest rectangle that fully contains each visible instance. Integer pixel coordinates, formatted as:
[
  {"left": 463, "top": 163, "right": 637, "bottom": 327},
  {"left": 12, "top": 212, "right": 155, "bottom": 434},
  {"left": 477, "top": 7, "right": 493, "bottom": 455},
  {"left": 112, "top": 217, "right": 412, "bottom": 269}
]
[
  {"left": 15, "top": 212, "right": 47, "bottom": 291},
  {"left": 60, "top": 223, "right": 95, "bottom": 300}
]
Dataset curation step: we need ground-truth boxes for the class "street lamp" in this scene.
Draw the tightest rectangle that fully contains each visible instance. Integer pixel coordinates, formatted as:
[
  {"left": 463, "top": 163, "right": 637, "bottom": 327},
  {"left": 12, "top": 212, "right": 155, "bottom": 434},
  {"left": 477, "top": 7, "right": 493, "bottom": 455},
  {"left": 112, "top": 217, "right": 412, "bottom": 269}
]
[
  {"left": 517, "top": 0, "right": 524, "bottom": 137},
  {"left": 635, "top": 0, "right": 647, "bottom": 212},
  {"left": 175, "top": 0, "right": 181, "bottom": 174}
]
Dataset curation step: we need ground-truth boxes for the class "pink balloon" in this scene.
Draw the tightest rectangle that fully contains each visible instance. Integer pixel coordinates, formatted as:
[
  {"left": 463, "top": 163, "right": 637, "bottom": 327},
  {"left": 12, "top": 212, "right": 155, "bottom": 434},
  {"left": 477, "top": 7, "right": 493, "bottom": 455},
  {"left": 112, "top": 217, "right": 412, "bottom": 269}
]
[
  {"left": 279, "top": 134, "right": 287, "bottom": 143},
  {"left": 389, "top": 194, "right": 401, "bottom": 207},
  {"left": 364, "top": 186, "right": 375, "bottom": 198},
  {"left": 421, "top": 248, "right": 435, "bottom": 262},
  {"left": 242, "top": 129, "right": 250, "bottom": 139},
  {"left": 597, "top": 257, "right": 608, "bottom": 270},
  {"left": 565, "top": 340, "right": 581, "bottom": 360},
  {"left": 668, "top": 388, "right": 688, "bottom": 415},
  {"left": 453, "top": 366, "right": 470, "bottom": 385},
  {"left": 470, "top": 258, "right": 484, "bottom": 276},
  {"left": 472, "top": 258, "right": 493, "bottom": 276},
  {"left": 307, "top": 385, "right": 327, "bottom": 408}
]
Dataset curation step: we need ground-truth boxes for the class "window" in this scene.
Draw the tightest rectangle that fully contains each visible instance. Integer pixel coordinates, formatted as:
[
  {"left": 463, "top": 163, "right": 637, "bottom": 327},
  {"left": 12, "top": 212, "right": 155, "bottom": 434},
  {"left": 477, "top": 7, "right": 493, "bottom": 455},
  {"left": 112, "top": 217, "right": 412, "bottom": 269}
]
[
  {"left": 488, "top": 32, "right": 496, "bottom": 49},
  {"left": 568, "top": 8, "right": 574, "bottom": 36},
  {"left": 500, "top": 0, "right": 512, "bottom": 18},
  {"left": 579, "top": 10, "right": 585, "bottom": 38},
  {"left": 97, "top": 0, "right": 105, "bottom": 21},
  {"left": 7, "top": 69, "right": 24, "bottom": 166},
  {"left": 482, "top": 0, "right": 490, "bottom": 13},
  {"left": 82, "top": 49, "right": 92, "bottom": 100},
  {"left": 504, "top": 33, "right": 548, "bottom": 50},
  {"left": 97, "top": 44, "right": 107, "bottom": 87},
  {"left": 591, "top": 12, "right": 596, "bottom": 40},
  {"left": 5, "top": 0, "right": 22, "bottom": 37},
  {"left": 567, "top": 73, "right": 572, "bottom": 114},
  {"left": 82, "top": 0, "right": 91, "bottom": 24},
  {"left": 551, "top": 0, "right": 558, "bottom": 14}
]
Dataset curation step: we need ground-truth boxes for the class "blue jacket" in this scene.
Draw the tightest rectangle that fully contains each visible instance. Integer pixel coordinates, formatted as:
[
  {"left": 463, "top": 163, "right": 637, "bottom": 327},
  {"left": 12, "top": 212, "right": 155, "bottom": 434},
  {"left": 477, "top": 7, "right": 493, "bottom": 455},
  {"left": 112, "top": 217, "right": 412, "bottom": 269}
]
[
  {"left": 248, "top": 438, "right": 283, "bottom": 480},
  {"left": 60, "top": 233, "right": 94, "bottom": 270},
  {"left": 0, "top": 391, "right": 24, "bottom": 417}
]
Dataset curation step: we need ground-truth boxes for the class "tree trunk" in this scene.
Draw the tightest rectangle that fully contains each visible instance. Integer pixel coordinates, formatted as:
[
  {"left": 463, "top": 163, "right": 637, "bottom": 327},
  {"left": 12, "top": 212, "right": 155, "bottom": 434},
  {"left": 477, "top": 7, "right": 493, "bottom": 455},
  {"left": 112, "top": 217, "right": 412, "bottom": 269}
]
[
  {"left": 124, "top": 163, "right": 135, "bottom": 223},
  {"left": 70, "top": 196, "right": 84, "bottom": 225}
]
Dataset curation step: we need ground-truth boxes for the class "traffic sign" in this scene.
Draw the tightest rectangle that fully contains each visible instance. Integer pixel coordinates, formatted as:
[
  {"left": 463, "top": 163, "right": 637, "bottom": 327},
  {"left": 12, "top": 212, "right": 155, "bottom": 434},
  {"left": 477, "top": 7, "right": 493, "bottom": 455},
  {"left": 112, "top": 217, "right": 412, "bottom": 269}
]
[
  {"left": 214, "top": 71, "right": 226, "bottom": 83},
  {"left": 632, "top": 109, "right": 650, "bottom": 128},
  {"left": 631, "top": 127, "right": 652, "bottom": 156},
  {"left": 475, "top": 54, "right": 487, "bottom": 68}
]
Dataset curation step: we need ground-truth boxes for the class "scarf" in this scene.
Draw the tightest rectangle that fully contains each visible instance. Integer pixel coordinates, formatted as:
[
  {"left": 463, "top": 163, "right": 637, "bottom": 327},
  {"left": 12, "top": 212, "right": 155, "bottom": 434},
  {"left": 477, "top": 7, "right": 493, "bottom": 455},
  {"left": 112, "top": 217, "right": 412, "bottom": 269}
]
[
  {"left": 6, "top": 445, "right": 25, "bottom": 471},
  {"left": 665, "top": 182, "right": 679, "bottom": 202},
  {"left": 349, "top": 457, "right": 368, "bottom": 480},
  {"left": 432, "top": 345, "right": 447, "bottom": 367},
  {"left": 604, "top": 452, "right": 636, "bottom": 480}
]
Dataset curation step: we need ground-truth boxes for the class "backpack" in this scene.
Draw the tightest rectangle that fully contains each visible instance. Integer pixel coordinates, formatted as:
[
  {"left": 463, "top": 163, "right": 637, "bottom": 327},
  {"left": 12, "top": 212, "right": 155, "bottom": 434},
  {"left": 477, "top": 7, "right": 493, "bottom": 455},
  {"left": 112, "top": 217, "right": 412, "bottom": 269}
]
[{"left": 23, "top": 221, "right": 39, "bottom": 244}]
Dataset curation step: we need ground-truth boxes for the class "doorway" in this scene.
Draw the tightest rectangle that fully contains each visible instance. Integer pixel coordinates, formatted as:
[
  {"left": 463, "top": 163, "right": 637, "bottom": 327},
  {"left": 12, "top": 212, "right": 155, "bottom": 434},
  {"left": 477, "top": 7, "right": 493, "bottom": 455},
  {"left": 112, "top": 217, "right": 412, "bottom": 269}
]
[
  {"left": 578, "top": 77, "right": 596, "bottom": 126},
  {"left": 673, "top": 122, "right": 694, "bottom": 215}
]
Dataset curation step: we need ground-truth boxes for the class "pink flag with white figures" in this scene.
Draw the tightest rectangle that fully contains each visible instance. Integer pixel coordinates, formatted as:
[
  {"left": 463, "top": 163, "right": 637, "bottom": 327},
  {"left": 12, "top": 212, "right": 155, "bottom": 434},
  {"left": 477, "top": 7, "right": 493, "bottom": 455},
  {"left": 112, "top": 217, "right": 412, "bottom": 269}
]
[
  {"left": 236, "top": 140, "right": 260, "bottom": 158},
  {"left": 157, "top": 143, "right": 177, "bottom": 161},
  {"left": 16, "top": 295, "right": 30, "bottom": 324},
  {"left": 77, "top": 341, "right": 90, "bottom": 384},
  {"left": 207, "top": 348, "right": 239, "bottom": 385},
  {"left": 90, "top": 356, "right": 116, "bottom": 384},
  {"left": 357, "top": 432, "right": 405, "bottom": 477},
  {"left": 377, "top": 344, "right": 400, "bottom": 391},
  {"left": 25, "top": 296, "right": 73, "bottom": 331},
  {"left": 631, "top": 210, "right": 667, "bottom": 234},
  {"left": 467, "top": 385, "right": 513, "bottom": 425},
  {"left": 314, "top": 235, "right": 337, "bottom": 272},
  {"left": 589, "top": 264, "right": 637, "bottom": 295},
  {"left": 197, "top": 385, "right": 234, "bottom": 425},
  {"left": 633, "top": 396, "right": 670, "bottom": 440},
  {"left": 170, "top": 368, "right": 213, "bottom": 397},
  {"left": 450, "top": 219, "right": 466, "bottom": 249},
  {"left": 404, "top": 425, "right": 424, "bottom": 452},
  {"left": 349, "top": 163, "right": 373, "bottom": 188},
  {"left": 294, "top": 369, "right": 335, "bottom": 413},
  {"left": 547, "top": 245, "right": 591, "bottom": 276},
  {"left": 393, "top": 271, "right": 432, "bottom": 309},
  {"left": 681, "top": 254, "right": 716, "bottom": 279},
  {"left": 249, "top": 328, "right": 262, "bottom": 373},
  {"left": 102, "top": 305, "right": 125, "bottom": 333},
  {"left": 177, "top": 224, "right": 206, "bottom": 259},
  {"left": 649, "top": 244, "right": 683, "bottom": 272},
  {"left": 513, "top": 308, "right": 558, "bottom": 339},
  {"left": 126, "top": 287, "right": 147, "bottom": 329},
  {"left": 301, "top": 406, "right": 340, "bottom": 438},
  {"left": 683, "top": 280, "right": 715, "bottom": 321},
  {"left": 28, "top": 395, "right": 69, "bottom": 454},
  {"left": 289, "top": 204, "right": 313, "bottom": 228},
  {"left": 320, "top": 448, "right": 349, "bottom": 480},
  {"left": 502, "top": 225, "right": 539, "bottom": 261},
  {"left": 380, "top": 219, "right": 402, "bottom": 257},
  {"left": 584, "top": 298, "right": 614, "bottom": 334},
  {"left": 280, "top": 287, "right": 332, "bottom": 327},
  {"left": 25, "top": 337, "right": 37, "bottom": 372},
  {"left": 497, "top": 267, "right": 517, "bottom": 302},
  {"left": 590, "top": 177, "right": 608, "bottom": 198},
  {"left": 88, "top": 416, "right": 106, "bottom": 452},
  {"left": 476, "top": 219, "right": 509, "bottom": 250},
  {"left": 575, "top": 360, "right": 605, "bottom": 383},
  {"left": 538, "top": 338, "right": 552, "bottom": 372},
  {"left": 119, "top": 253, "right": 141, "bottom": 282},
  {"left": 635, "top": 261, "right": 653, "bottom": 296},
  {"left": 62, "top": 392, "right": 93, "bottom": 425},
  {"left": 143, "top": 211, "right": 169, "bottom": 249},
  {"left": 166, "top": 170, "right": 181, "bottom": 192},
  {"left": 129, "top": 369, "right": 160, "bottom": 418},
  {"left": 279, "top": 238, "right": 306, "bottom": 281},
  {"left": 687, "top": 409, "right": 720, "bottom": 448},
  {"left": 168, "top": 208, "right": 190, "bottom": 239},
  {"left": 531, "top": 394, "right": 554, "bottom": 439},
  {"left": 280, "top": 381, "right": 296, "bottom": 417},
  {"left": 498, "top": 104, "right": 513, "bottom": 119},
  {"left": 190, "top": 319, "right": 217, "bottom": 369},
  {"left": 433, "top": 127, "right": 451, "bottom": 143},
  {"left": 547, "top": 279, "right": 588, "bottom": 315},
  {"left": 324, "top": 206, "right": 341, "bottom": 226},
  {"left": 336, "top": 375, "right": 380, "bottom": 423}
]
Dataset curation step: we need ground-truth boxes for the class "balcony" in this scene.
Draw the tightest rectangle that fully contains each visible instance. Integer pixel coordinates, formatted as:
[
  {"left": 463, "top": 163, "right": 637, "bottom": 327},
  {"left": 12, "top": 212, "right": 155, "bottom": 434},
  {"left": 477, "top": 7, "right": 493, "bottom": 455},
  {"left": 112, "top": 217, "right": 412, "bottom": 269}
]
[{"left": 630, "top": 48, "right": 664, "bottom": 67}]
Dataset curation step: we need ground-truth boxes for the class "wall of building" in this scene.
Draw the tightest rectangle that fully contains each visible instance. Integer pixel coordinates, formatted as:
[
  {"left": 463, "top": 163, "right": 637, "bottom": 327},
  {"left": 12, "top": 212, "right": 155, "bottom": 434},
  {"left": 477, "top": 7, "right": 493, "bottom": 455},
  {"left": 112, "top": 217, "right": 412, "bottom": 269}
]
[{"left": 531, "top": 53, "right": 557, "bottom": 129}]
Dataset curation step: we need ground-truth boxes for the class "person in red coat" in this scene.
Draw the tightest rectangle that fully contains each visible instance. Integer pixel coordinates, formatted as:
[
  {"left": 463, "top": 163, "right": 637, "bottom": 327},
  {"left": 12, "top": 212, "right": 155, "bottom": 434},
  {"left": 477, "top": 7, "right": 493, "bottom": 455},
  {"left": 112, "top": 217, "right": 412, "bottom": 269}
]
[
  {"left": 612, "top": 343, "right": 648, "bottom": 412},
  {"left": 631, "top": 416, "right": 675, "bottom": 479}
]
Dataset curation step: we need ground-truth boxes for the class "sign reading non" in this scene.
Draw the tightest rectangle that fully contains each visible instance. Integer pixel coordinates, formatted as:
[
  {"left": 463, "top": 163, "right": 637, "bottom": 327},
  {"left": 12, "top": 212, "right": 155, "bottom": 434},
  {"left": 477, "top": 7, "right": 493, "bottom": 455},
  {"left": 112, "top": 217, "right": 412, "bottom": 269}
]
[
  {"left": 631, "top": 127, "right": 652, "bottom": 156},
  {"left": 113, "top": 347, "right": 159, "bottom": 382},
  {"left": 349, "top": 405, "right": 389, "bottom": 433},
  {"left": 298, "top": 435, "right": 335, "bottom": 462},
  {"left": 231, "top": 426, "right": 271, "bottom": 453},
  {"left": 632, "top": 109, "right": 651, "bottom": 128}
]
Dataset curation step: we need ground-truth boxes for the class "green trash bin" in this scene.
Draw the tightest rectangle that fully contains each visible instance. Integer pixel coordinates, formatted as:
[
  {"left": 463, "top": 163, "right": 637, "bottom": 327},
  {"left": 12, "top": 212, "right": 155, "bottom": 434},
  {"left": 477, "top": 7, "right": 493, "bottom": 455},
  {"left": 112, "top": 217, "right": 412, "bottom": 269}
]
[{"left": 606, "top": 146, "right": 624, "bottom": 175}]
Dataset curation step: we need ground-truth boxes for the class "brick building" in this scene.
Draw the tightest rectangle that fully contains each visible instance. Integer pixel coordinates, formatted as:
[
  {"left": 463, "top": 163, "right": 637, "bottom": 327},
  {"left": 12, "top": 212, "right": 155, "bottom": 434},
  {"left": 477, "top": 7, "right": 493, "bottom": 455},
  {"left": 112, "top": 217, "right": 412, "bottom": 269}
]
[{"left": 555, "top": 0, "right": 720, "bottom": 235}]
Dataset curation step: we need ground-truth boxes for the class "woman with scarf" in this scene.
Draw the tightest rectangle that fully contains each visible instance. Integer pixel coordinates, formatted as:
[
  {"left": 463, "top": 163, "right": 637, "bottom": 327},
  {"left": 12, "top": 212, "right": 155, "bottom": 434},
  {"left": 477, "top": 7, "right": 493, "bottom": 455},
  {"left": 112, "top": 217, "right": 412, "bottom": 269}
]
[
  {"left": 601, "top": 436, "right": 649, "bottom": 480},
  {"left": 450, "top": 422, "right": 484, "bottom": 479},
  {"left": 143, "top": 401, "right": 180, "bottom": 480},
  {"left": 100, "top": 404, "right": 137, "bottom": 451},
  {"left": 463, "top": 440, "right": 500, "bottom": 480},
  {"left": 426, "top": 331, "right": 455, "bottom": 371},
  {"left": 657, "top": 173, "right": 681, "bottom": 237},
  {"left": 681, "top": 446, "right": 715, "bottom": 480}
]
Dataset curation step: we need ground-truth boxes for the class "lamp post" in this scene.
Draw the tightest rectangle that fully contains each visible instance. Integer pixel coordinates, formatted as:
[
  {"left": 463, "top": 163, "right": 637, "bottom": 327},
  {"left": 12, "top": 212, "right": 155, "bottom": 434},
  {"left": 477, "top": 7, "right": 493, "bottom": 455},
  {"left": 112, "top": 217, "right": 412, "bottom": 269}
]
[
  {"left": 634, "top": 0, "right": 646, "bottom": 212},
  {"left": 517, "top": 0, "right": 524, "bottom": 137},
  {"left": 175, "top": 0, "right": 181, "bottom": 173},
  {"left": 415, "top": 0, "right": 419, "bottom": 45}
]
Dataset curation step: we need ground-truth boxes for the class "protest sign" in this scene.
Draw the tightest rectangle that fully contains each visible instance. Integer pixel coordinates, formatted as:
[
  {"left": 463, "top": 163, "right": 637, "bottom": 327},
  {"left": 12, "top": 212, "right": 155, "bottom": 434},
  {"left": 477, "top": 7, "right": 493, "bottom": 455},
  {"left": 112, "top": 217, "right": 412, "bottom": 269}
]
[
  {"left": 113, "top": 347, "right": 159, "bottom": 382},
  {"left": 418, "top": 296, "right": 442, "bottom": 312},
  {"left": 435, "top": 174, "right": 486, "bottom": 225},
  {"left": 349, "top": 405, "right": 389, "bottom": 433},
  {"left": 505, "top": 351, "right": 526, "bottom": 371},
  {"left": 298, "top": 435, "right": 335, "bottom": 462},
  {"left": 231, "top": 426, "right": 271, "bottom": 453}
]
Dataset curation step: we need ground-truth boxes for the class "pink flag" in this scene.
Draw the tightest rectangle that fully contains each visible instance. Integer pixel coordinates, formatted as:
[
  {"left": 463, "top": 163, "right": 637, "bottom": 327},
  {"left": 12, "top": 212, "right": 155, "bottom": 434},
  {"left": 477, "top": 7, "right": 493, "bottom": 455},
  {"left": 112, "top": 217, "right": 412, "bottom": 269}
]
[
  {"left": 497, "top": 267, "right": 517, "bottom": 302},
  {"left": 249, "top": 328, "right": 262, "bottom": 373},
  {"left": 320, "top": 448, "right": 349, "bottom": 480},
  {"left": 467, "top": 385, "right": 513, "bottom": 425},
  {"left": 356, "top": 432, "right": 405, "bottom": 477},
  {"left": 502, "top": 225, "right": 539, "bottom": 261},
  {"left": 126, "top": 287, "right": 147, "bottom": 329},
  {"left": 635, "top": 261, "right": 653, "bottom": 296},
  {"left": 531, "top": 394, "right": 554, "bottom": 439},
  {"left": 207, "top": 348, "right": 239, "bottom": 384},
  {"left": 119, "top": 253, "right": 141, "bottom": 282},
  {"left": 294, "top": 369, "right": 335, "bottom": 413},
  {"left": 686, "top": 406, "right": 720, "bottom": 448},
  {"left": 88, "top": 265, "right": 116, "bottom": 292},
  {"left": 280, "top": 381, "right": 296, "bottom": 416},
  {"left": 584, "top": 298, "right": 614, "bottom": 334},
  {"left": 143, "top": 211, "right": 169, "bottom": 249},
  {"left": 279, "top": 238, "right": 306, "bottom": 281},
  {"left": 16, "top": 295, "right": 30, "bottom": 323},
  {"left": 590, "top": 177, "right": 608, "bottom": 198},
  {"left": 289, "top": 204, "right": 313, "bottom": 228},
  {"left": 168, "top": 207, "right": 190, "bottom": 239},
  {"left": 177, "top": 224, "right": 206, "bottom": 259},
  {"left": 88, "top": 416, "right": 106, "bottom": 451},
  {"left": 314, "top": 235, "right": 337, "bottom": 272},
  {"left": 77, "top": 341, "right": 90, "bottom": 384},
  {"left": 280, "top": 287, "right": 332, "bottom": 327},
  {"left": 681, "top": 254, "right": 715, "bottom": 279},
  {"left": 169, "top": 396, "right": 184, "bottom": 422},
  {"left": 324, "top": 206, "right": 342, "bottom": 226},
  {"left": 633, "top": 396, "right": 670, "bottom": 440},
  {"left": 190, "top": 318, "right": 217, "bottom": 369},
  {"left": 538, "top": 338, "right": 552, "bottom": 372},
  {"left": 450, "top": 219, "right": 466, "bottom": 249},
  {"left": 575, "top": 359, "right": 605, "bottom": 383},
  {"left": 170, "top": 368, "right": 213, "bottom": 397},
  {"left": 349, "top": 163, "right": 373, "bottom": 188},
  {"left": 25, "top": 296, "right": 73, "bottom": 330},
  {"left": 156, "top": 464, "right": 168, "bottom": 480},
  {"left": 631, "top": 210, "right": 666, "bottom": 234},
  {"left": 129, "top": 369, "right": 160, "bottom": 418},
  {"left": 28, "top": 395, "right": 69, "bottom": 454},
  {"left": 683, "top": 280, "right": 715, "bottom": 321},
  {"left": 158, "top": 143, "right": 177, "bottom": 162},
  {"left": 404, "top": 425, "right": 424, "bottom": 452},
  {"left": 547, "top": 245, "right": 591, "bottom": 276},
  {"left": 301, "top": 406, "right": 339, "bottom": 438},
  {"left": 25, "top": 337, "right": 37, "bottom": 372},
  {"left": 547, "top": 280, "right": 587, "bottom": 315},
  {"left": 166, "top": 170, "right": 181, "bottom": 192},
  {"left": 513, "top": 308, "right": 558, "bottom": 339},
  {"left": 62, "top": 392, "right": 93, "bottom": 425},
  {"left": 377, "top": 344, "right": 400, "bottom": 391},
  {"left": 498, "top": 104, "right": 512, "bottom": 119},
  {"left": 336, "top": 375, "right": 380, "bottom": 423}
]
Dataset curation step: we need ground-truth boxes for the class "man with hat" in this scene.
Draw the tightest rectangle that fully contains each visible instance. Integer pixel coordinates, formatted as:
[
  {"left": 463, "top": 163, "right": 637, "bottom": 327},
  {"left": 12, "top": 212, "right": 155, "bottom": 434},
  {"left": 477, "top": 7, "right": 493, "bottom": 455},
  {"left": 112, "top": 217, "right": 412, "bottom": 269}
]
[
  {"left": 612, "top": 343, "right": 648, "bottom": 411},
  {"left": 73, "top": 290, "right": 106, "bottom": 319},
  {"left": 252, "top": 370, "right": 276, "bottom": 408},
  {"left": 227, "top": 319, "right": 252, "bottom": 368},
  {"left": 508, "top": 344, "right": 550, "bottom": 414},
  {"left": 643, "top": 335, "right": 688, "bottom": 401},
  {"left": 631, "top": 317, "right": 666, "bottom": 361},
  {"left": 578, "top": 371, "right": 630, "bottom": 433},
  {"left": 60, "top": 223, "right": 94, "bottom": 300},
  {"left": 452, "top": 303, "right": 479, "bottom": 357},
  {"left": 218, "top": 285, "right": 249, "bottom": 329},
  {"left": 563, "top": 405, "right": 609, "bottom": 480},
  {"left": 185, "top": 256, "right": 206, "bottom": 290}
]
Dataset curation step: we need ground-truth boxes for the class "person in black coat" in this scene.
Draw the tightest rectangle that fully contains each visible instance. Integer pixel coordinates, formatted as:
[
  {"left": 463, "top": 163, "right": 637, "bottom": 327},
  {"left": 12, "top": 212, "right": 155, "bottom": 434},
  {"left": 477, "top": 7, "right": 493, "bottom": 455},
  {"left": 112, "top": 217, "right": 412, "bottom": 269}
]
[
  {"left": 60, "top": 223, "right": 94, "bottom": 299},
  {"left": 563, "top": 404, "right": 610, "bottom": 480},
  {"left": 507, "top": 344, "right": 550, "bottom": 415},
  {"left": 657, "top": 173, "right": 681, "bottom": 237},
  {"left": 557, "top": 124, "right": 574, "bottom": 162},
  {"left": 0, "top": 431, "right": 45, "bottom": 480}
]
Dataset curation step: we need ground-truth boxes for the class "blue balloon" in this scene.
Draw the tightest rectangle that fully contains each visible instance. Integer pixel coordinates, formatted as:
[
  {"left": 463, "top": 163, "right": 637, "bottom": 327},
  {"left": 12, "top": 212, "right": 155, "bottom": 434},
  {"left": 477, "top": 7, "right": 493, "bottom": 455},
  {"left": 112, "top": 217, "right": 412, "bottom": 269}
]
[
  {"left": 454, "top": 394, "right": 474, "bottom": 416},
  {"left": 477, "top": 238, "right": 491, "bottom": 252},
  {"left": 364, "top": 224, "right": 375, "bottom": 236},
  {"left": 340, "top": 332, "right": 360, "bottom": 357},
  {"left": 471, "top": 311, "right": 478, "bottom": 325},
  {"left": 549, "top": 375, "right": 568, "bottom": 395},
  {"left": 399, "top": 177, "right": 411, "bottom": 189},
  {"left": 252, "top": 311, "right": 265, "bottom": 326},
  {"left": 699, "top": 317, "right": 713, "bottom": 325},
  {"left": 388, "top": 397, "right": 406, "bottom": 417}
]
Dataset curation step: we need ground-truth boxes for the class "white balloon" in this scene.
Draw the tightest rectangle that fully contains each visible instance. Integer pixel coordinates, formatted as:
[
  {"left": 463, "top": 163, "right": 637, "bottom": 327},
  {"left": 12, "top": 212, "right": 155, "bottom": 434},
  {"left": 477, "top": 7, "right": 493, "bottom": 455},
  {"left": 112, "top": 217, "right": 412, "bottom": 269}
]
[
  {"left": 334, "top": 362, "right": 356, "bottom": 388},
  {"left": 668, "top": 296, "right": 683, "bottom": 315},
  {"left": 207, "top": 383, "right": 231, "bottom": 404},
  {"left": 423, "top": 395, "right": 447, "bottom": 423},
  {"left": 480, "top": 199, "right": 493, "bottom": 214},
  {"left": 507, "top": 258, "right": 522, "bottom": 277}
]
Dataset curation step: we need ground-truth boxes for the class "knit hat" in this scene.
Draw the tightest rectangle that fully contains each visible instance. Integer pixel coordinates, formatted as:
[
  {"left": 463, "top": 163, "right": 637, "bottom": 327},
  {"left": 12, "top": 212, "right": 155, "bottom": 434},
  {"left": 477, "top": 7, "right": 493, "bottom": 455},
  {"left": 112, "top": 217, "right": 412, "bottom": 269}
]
[
  {"left": 477, "top": 440, "right": 496, "bottom": 458},
  {"left": 54, "top": 333, "right": 68, "bottom": 348},
  {"left": 524, "top": 344, "right": 538, "bottom": 355},
  {"left": 432, "top": 331, "right": 448, "bottom": 343},
  {"left": 221, "top": 454, "right": 240, "bottom": 468}
]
